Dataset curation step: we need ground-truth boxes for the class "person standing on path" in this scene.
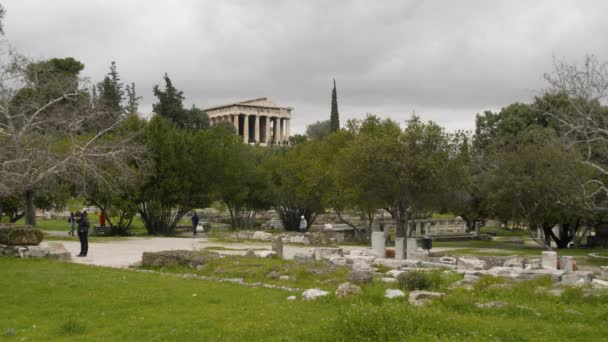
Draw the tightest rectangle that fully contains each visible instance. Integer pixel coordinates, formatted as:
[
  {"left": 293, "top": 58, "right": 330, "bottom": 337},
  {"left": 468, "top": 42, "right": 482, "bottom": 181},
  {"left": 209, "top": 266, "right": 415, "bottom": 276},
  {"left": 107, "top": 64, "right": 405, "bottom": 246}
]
[
  {"left": 68, "top": 212, "right": 75, "bottom": 236},
  {"left": 191, "top": 211, "right": 199, "bottom": 236},
  {"left": 75, "top": 211, "right": 90, "bottom": 257},
  {"left": 99, "top": 210, "right": 106, "bottom": 228},
  {"left": 299, "top": 215, "right": 308, "bottom": 232}
]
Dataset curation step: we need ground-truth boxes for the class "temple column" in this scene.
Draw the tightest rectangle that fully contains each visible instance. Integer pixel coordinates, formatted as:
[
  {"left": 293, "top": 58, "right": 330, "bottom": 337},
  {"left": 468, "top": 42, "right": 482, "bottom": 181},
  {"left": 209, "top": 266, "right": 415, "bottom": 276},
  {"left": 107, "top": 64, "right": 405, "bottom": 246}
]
[
  {"left": 243, "top": 114, "right": 249, "bottom": 143},
  {"left": 279, "top": 118, "right": 285, "bottom": 143},
  {"left": 285, "top": 119, "right": 290, "bottom": 140},
  {"left": 233, "top": 114, "right": 239, "bottom": 131},
  {"left": 265, "top": 116, "right": 271, "bottom": 144},
  {"left": 273, "top": 117, "right": 279, "bottom": 143},
  {"left": 254, "top": 115, "right": 260, "bottom": 143}
]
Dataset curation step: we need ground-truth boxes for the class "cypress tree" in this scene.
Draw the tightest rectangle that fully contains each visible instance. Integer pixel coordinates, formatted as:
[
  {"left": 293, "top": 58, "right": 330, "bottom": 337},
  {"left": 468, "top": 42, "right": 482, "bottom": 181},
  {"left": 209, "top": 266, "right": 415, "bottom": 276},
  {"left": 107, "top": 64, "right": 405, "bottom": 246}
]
[{"left": 330, "top": 79, "right": 340, "bottom": 132}]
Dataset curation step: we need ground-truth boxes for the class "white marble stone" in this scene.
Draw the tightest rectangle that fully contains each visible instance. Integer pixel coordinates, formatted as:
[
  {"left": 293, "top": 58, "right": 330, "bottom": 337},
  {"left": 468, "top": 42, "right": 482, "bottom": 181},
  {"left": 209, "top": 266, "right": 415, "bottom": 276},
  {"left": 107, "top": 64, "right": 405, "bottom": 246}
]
[
  {"left": 384, "top": 289, "right": 405, "bottom": 299},
  {"left": 542, "top": 251, "right": 558, "bottom": 270},
  {"left": 371, "top": 231, "right": 386, "bottom": 258},
  {"left": 394, "top": 238, "right": 405, "bottom": 260},
  {"left": 561, "top": 256, "right": 573, "bottom": 273}
]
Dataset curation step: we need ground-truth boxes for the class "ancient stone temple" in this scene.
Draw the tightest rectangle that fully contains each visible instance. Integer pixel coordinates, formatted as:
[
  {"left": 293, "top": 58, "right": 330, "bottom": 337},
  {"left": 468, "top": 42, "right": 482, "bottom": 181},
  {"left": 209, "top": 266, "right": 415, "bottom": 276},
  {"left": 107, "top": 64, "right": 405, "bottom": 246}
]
[{"left": 205, "top": 98, "right": 292, "bottom": 145}]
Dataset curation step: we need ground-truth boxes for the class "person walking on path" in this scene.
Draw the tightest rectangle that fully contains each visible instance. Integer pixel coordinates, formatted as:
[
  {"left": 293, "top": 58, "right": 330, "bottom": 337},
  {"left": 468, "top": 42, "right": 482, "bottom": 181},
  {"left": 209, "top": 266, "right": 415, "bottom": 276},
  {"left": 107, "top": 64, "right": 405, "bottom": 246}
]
[
  {"left": 75, "top": 211, "right": 90, "bottom": 257},
  {"left": 68, "top": 212, "right": 75, "bottom": 236},
  {"left": 191, "top": 212, "right": 199, "bottom": 236}
]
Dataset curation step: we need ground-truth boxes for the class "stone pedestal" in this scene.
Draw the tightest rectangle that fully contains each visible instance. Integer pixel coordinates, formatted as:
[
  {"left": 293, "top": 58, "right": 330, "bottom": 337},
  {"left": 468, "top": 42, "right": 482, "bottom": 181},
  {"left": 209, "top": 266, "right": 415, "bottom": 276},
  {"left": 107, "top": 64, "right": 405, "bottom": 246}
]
[
  {"left": 561, "top": 256, "right": 573, "bottom": 273},
  {"left": 406, "top": 238, "right": 418, "bottom": 259},
  {"left": 371, "top": 231, "right": 386, "bottom": 258},
  {"left": 542, "top": 251, "right": 558, "bottom": 269},
  {"left": 394, "top": 238, "right": 405, "bottom": 260},
  {"left": 271, "top": 236, "right": 283, "bottom": 258}
]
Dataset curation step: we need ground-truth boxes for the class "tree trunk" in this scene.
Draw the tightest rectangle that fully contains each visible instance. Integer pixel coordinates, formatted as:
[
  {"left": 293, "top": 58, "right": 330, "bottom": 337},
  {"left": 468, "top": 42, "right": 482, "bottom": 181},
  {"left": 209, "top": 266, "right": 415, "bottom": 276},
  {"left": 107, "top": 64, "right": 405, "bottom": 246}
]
[{"left": 24, "top": 189, "right": 36, "bottom": 226}]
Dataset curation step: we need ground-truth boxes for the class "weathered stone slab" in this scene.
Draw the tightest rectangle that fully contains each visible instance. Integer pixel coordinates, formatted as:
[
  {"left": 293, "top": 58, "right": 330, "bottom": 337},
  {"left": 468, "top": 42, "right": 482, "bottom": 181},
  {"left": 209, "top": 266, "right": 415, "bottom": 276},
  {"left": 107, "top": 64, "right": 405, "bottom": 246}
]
[
  {"left": 541, "top": 251, "right": 558, "bottom": 270},
  {"left": 302, "top": 289, "right": 329, "bottom": 300},
  {"left": 394, "top": 238, "right": 405, "bottom": 260},
  {"left": 335, "top": 282, "right": 362, "bottom": 298},
  {"left": 406, "top": 238, "right": 418, "bottom": 259},
  {"left": 371, "top": 231, "right": 386, "bottom": 258},
  {"left": 46, "top": 242, "right": 71, "bottom": 261},
  {"left": 385, "top": 289, "right": 405, "bottom": 299},
  {"left": 252, "top": 231, "right": 273, "bottom": 241},
  {"left": 560, "top": 256, "right": 574, "bottom": 273},
  {"left": 141, "top": 250, "right": 218, "bottom": 267},
  {"left": 271, "top": 236, "right": 283, "bottom": 258},
  {"left": 373, "top": 258, "right": 410, "bottom": 269},
  {"left": 313, "top": 247, "right": 343, "bottom": 260},
  {"left": 457, "top": 257, "right": 486, "bottom": 270},
  {"left": 409, "top": 290, "right": 444, "bottom": 306}
]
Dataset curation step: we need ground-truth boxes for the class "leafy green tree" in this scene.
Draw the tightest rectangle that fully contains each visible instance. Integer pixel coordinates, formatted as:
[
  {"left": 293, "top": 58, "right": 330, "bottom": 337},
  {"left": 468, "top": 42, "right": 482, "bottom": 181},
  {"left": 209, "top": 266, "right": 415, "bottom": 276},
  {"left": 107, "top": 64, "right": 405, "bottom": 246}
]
[
  {"left": 214, "top": 142, "right": 274, "bottom": 230},
  {"left": 288, "top": 134, "right": 307, "bottom": 146},
  {"left": 186, "top": 105, "right": 210, "bottom": 130},
  {"left": 329, "top": 115, "right": 454, "bottom": 238},
  {"left": 480, "top": 128, "right": 593, "bottom": 248},
  {"left": 152, "top": 73, "right": 209, "bottom": 130},
  {"left": 152, "top": 73, "right": 187, "bottom": 126},
  {"left": 96, "top": 61, "right": 124, "bottom": 117},
  {"left": 137, "top": 115, "right": 223, "bottom": 235},
  {"left": 265, "top": 142, "right": 330, "bottom": 230},
  {"left": 305, "top": 120, "right": 331, "bottom": 140},
  {"left": 330, "top": 79, "right": 340, "bottom": 132}
]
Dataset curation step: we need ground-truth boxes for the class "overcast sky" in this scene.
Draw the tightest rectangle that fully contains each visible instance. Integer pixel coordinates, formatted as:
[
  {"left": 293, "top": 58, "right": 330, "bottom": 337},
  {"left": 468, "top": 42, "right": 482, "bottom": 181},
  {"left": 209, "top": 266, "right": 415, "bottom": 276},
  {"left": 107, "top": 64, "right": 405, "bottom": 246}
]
[{"left": 2, "top": 0, "right": 607, "bottom": 133}]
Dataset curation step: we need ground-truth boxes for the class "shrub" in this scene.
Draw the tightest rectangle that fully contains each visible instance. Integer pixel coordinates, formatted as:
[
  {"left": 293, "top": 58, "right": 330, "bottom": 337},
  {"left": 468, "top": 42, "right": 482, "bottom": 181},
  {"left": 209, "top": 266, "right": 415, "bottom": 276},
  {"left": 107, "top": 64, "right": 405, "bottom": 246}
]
[
  {"left": 398, "top": 270, "right": 442, "bottom": 291},
  {"left": 0, "top": 226, "right": 43, "bottom": 245}
]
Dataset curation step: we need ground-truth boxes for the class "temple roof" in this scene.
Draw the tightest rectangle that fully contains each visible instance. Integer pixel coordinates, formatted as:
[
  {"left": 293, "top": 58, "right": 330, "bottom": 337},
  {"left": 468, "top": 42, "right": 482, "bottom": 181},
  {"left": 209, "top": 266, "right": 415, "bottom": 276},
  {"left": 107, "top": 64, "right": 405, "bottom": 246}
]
[{"left": 205, "top": 97, "right": 291, "bottom": 111}]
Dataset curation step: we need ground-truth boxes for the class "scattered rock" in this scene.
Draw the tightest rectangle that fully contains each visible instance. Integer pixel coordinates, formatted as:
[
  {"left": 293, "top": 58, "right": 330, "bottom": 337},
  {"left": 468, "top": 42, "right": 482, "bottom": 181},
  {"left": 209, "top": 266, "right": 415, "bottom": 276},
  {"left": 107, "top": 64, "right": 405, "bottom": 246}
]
[
  {"left": 252, "top": 231, "right": 273, "bottom": 241},
  {"left": 255, "top": 251, "right": 276, "bottom": 258},
  {"left": 348, "top": 270, "right": 374, "bottom": 284},
  {"left": 384, "top": 289, "right": 405, "bottom": 299},
  {"left": 349, "top": 249, "right": 369, "bottom": 256},
  {"left": 293, "top": 252, "right": 314, "bottom": 261},
  {"left": 46, "top": 242, "right": 71, "bottom": 261},
  {"left": 243, "top": 249, "right": 256, "bottom": 257},
  {"left": 271, "top": 236, "right": 283, "bottom": 258},
  {"left": 313, "top": 248, "right": 343, "bottom": 260},
  {"left": 335, "top": 282, "right": 362, "bottom": 298},
  {"left": 476, "top": 301, "right": 507, "bottom": 309},
  {"left": 141, "top": 250, "right": 218, "bottom": 268},
  {"left": 302, "top": 289, "right": 330, "bottom": 300},
  {"left": 561, "top": 271, "right": 594, "bottom": 286},
  {"left": 279, "top": 275, "right": 290, "bottom": 281},
  {"left": 287, "top": 295, "right": 297, "bottom": 301},
  {"left": 266, "top": 271, "right": 281, "bottom": 279},
  {"left": 463, "top": 274, "right": 480, "bottom": 283},
  {"left": 408, "top": 290, "right": 444, "bottom": 306},
  {"left": 386, "top": 270, "right": 406, "bottom": 278},
  {"left": 503, "top": 256, "right": 525, "bottom": 268},
  {"left": 328, "top": 256, "right": 350, "bottom": 267},
  {"left": 26, "top": 245, "right": 49, "bottom": 258},
  {"left": 457, "top": 257, "right": 486, "bottom": 270},
  {"left": 372, "top": 258, "right": 411, "bottom": 269},
  {"left": 380, "top": 277, "right": 398, "bottom": 283},
  {"left": 592, "top": 279, "right": 608, "bottom": 288}
]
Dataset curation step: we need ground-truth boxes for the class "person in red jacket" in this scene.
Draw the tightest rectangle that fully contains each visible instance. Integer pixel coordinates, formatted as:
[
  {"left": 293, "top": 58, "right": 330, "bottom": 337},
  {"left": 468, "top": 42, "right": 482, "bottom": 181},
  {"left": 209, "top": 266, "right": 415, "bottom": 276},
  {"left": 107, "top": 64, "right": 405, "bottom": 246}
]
[{"left": 99, "top": 210, "right": 106, "bottom": 227}]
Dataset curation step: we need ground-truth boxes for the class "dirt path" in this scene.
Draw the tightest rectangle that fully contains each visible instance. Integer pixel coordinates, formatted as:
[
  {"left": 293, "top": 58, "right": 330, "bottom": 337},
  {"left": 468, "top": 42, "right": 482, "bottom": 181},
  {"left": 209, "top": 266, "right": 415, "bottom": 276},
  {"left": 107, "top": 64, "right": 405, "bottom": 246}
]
[{"left": 48, "top": 233, "right": 353, "bottom": 268}]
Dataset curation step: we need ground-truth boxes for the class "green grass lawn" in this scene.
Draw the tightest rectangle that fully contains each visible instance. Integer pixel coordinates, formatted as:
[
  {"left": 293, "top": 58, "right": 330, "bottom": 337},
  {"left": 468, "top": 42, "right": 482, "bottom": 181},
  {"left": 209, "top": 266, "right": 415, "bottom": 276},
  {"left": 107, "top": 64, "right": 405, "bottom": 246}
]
[{"left": 2, "top": 258, "right": 608, "bottom": 340}]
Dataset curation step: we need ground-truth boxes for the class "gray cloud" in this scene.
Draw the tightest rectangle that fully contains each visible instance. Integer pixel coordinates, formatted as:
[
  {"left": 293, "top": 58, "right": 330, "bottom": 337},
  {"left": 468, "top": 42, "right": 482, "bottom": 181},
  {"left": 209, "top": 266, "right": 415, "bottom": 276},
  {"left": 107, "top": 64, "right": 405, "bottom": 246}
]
[{"left": 3, "top": 0, "right": 607, "bottom": 133}]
